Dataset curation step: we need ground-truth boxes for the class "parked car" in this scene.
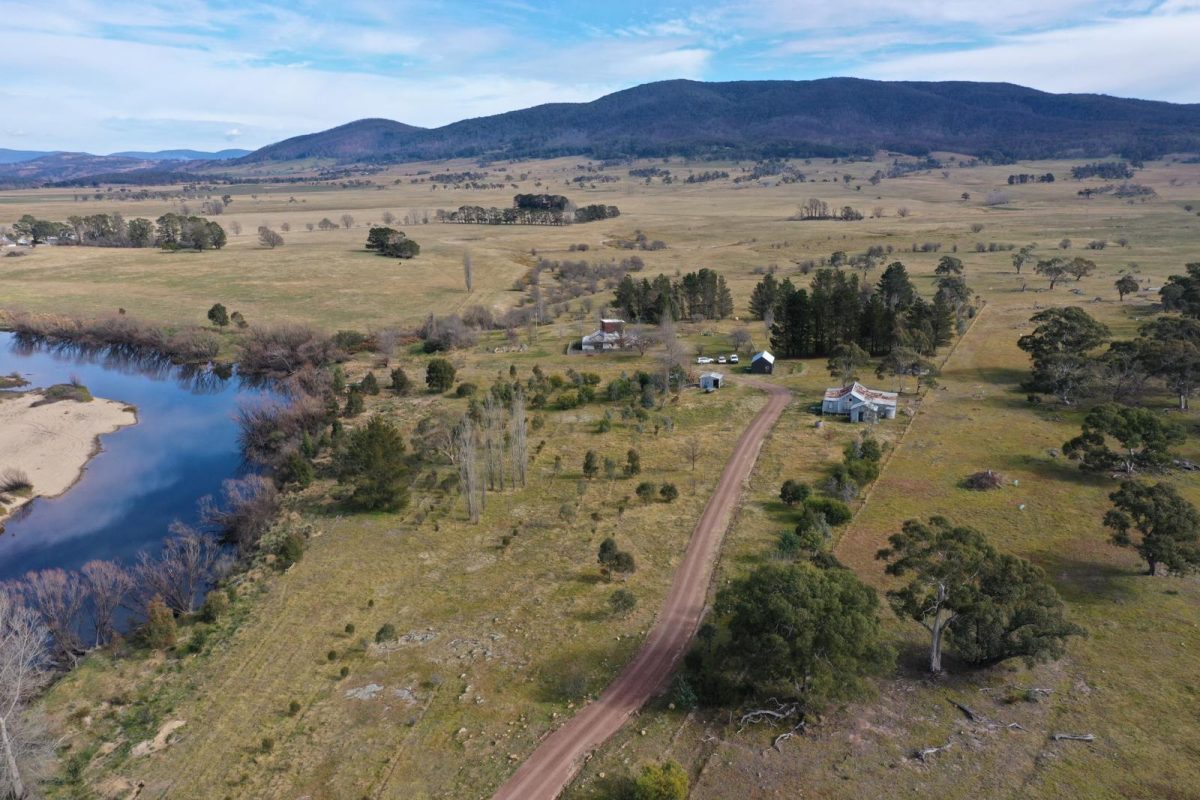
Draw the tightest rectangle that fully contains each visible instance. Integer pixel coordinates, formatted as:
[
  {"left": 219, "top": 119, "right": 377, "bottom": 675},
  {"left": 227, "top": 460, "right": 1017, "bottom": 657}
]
[
  {"left": 729, "top": 354, "right": 740, "bottom": 363},
  {"left": 717, "top": 355, "right": 727, "bottom": 363},
  {"left": 697, "top": 356, "right": 714, "bottom": 364}
]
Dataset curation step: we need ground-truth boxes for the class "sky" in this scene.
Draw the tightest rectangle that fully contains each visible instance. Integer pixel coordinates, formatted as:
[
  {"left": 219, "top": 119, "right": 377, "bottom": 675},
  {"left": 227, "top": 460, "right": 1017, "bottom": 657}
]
[{"left": 2, "top": 0, "right": 1199, "bottom": 153}]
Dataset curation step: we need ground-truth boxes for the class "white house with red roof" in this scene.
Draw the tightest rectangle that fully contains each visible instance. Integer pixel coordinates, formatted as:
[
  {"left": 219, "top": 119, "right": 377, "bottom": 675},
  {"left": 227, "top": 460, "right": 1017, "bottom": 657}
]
[{"left": 822, "top": 382, "right": 898, "bottom": 422}]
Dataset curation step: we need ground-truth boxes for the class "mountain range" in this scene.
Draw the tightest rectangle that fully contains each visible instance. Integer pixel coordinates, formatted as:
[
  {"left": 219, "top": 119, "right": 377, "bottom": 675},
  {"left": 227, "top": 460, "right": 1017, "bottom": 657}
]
[{"left": 3, "top": 78, "right": 1199, "bottom": 183}]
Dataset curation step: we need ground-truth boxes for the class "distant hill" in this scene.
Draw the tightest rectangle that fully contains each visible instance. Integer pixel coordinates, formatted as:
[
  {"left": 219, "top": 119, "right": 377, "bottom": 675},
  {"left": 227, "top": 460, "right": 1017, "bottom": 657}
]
[
  {"left": 0, "top": 148, "right": 58, "bottom": 165},
  {"left": 237, "top": 78, "right": 1200, "bottom": 165},
  {"left": 0, "top": 153, "right": 162, "bottom": 182},
  {"left": 240, "top": 119, "right": 425, "bottom": 162},
  {"left": 109, "top": 148, "right": 251, "bottom": 161}
]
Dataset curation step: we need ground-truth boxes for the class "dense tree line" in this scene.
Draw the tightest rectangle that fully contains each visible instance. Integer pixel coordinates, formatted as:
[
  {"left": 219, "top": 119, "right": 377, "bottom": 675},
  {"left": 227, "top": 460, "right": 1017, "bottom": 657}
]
[
  {"left": 153, "top": 213, "right": 227, "bottom": 250},
  {"left": 752, "top": 260, "right": 969, "bottom": 359},
  {"left": 1071, "top": 161, "right": 1134, "bottom": 180},
  {"left": 613, "top": 268, "right": 734, "bottom": 323},
  {"left": 1007, "top": 173, "right": 1055, "bottom": 184},
  {"left": 790, "top": 198, "right": 863, "bottom": 221}
]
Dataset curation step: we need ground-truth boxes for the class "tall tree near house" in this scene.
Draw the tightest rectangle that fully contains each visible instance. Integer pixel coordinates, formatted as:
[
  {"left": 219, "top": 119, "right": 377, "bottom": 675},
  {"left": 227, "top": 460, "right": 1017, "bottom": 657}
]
[
  {"left": 463, "top": 250, "right": 473, "bottom": 293},
  {"left": 0, "top": 593, "right": 53, "bottom": 800},
  {"left": 1104, "top": 481, "right": 1200, "bottom": 576},
  {"left": 1115, "top": 274, "right": 1139, "bottom": 301},
  {"left": 826, "top": 342, "right": 870, "bottom": 386},
  {"left": 1018, "top": 307, "right": 1110, "bottom": 401}
]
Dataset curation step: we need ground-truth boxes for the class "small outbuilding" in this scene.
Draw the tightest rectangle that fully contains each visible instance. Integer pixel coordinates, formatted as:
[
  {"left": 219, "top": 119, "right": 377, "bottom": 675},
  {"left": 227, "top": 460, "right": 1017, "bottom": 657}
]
[
  {"left": 822, "top": 382, "right": 898, "bottom": 422},
  {"left": 749, "top": 350, "right": 775, "bottom": 374},
  {"left": 700, "top": 372, "right": 724, "bottom": 391}
]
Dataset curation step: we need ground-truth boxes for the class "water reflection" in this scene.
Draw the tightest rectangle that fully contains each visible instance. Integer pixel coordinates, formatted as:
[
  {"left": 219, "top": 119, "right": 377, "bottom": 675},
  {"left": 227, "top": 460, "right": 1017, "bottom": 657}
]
[{"left": 0, "top": 333, "right": 275, "bottom": 581}]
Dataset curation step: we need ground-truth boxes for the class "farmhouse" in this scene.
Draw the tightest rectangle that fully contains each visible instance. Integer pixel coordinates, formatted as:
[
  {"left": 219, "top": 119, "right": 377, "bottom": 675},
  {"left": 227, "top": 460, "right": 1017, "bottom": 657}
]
[
  {"left": 699, "top": 372, "right": 724, "bottom": 391},
  {"left": 822, "top": 382, "right": 898, "bottom": 422},
  {"left": 581, "top": 319, "right": 632, "bottom": 351},
  {"left": 749, "top": 350, "right": 775, "bottom": 374}
]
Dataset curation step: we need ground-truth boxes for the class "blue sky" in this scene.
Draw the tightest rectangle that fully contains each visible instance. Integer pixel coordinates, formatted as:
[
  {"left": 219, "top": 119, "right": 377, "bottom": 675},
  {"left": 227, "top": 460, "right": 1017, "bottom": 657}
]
[{"left": 2, "top": 0, "right": 1198, "bottom": 152}]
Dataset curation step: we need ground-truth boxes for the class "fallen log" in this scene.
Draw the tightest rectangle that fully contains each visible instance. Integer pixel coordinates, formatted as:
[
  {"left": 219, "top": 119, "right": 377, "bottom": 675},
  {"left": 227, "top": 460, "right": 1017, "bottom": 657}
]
[{"left": 1052, "top": 733, "right": 1095, "bottom": 742}]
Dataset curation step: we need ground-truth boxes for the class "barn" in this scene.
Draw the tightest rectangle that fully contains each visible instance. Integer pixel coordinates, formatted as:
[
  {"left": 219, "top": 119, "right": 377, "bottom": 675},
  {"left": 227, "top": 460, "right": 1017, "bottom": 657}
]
[
  {"left": 822, "top": 382, "right": 898, "bottom": 422},
  {"left": 749, "top": 351, "right": 775, "bottom": 374},
  {"left": 699, "top": 372, "right": 724, "bottom": 391}
]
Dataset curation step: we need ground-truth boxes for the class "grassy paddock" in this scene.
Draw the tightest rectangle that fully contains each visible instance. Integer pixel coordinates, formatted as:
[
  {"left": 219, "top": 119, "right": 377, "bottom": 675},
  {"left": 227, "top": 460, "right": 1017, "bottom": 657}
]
[{"left": 16, "top": 154, "right": 1200, "bottom": 798}]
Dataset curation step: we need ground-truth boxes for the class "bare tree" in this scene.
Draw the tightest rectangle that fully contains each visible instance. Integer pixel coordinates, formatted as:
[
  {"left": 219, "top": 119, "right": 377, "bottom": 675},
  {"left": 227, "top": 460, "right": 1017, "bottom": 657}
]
[
  {"left": 463, "top": 250, "right": 473, "bottom": 293},
  {"left": 341, "top": 214, "right": 354, "bottom": 229},
  {"left": 454, "top": 418, "right": 482, "bottom": 523},
  {"left": 19, "top": 569, "right": 87, "bottom": 662},
  {"left": 81, "top": 560, "right": 133, "bottom": 647},
  {"left": 381, "top": 211, "right": 396, "bottom": 225},
  {"left": 683, "top": 437, "right": 701, "bottom": 471},
  {"left": 136, "top": 527, "right": 218, "bottom": 615},
  {"left": 730, "top": 327, "right": 754, "bottom": 354},
  {"left": 510, "top": 391, "right": 528, "bottom": 488},
  {"left": 0, "top": 592, "right": 53, "bottom": 800},
  {"left": 228, "top": 220, "right": 242, "bottom": 236},
  {"left": 896, "top": 207, "right": 911, "bottom": 218},
  {"left": 482, "top": 394, "right": 506, "bottom": 491},
  {"left": 258, "top": 226, "right": 284, "bottom": 248}
]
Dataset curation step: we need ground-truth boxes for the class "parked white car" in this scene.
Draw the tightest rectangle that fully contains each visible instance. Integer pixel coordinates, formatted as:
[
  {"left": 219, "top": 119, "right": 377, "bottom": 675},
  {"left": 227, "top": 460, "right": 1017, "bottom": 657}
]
[
  {"left": 729, "top": 354, "right": 740, "bottom": 363},
  {"left": 717, "top": 355, "right": 727, "bottom": 363},
  {"left": 696, "top": 356, "right": 714, "bottom": 364}
]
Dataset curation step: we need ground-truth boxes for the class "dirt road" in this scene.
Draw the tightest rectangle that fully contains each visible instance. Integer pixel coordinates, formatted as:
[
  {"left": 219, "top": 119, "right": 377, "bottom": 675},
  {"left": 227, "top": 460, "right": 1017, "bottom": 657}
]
[{"left": 492, "top": 379, "right": 791, "bottom": 800}]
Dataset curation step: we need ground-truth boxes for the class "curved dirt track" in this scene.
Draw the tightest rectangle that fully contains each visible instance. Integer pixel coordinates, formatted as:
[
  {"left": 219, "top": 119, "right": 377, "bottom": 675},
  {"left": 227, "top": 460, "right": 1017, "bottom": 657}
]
[{"left": 492, "top": 379, "right": 791, "bottom": 800}]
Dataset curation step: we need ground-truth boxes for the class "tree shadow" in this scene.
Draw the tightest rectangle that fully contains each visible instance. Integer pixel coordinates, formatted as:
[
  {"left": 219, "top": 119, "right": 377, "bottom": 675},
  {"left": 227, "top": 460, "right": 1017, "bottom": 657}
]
[{"left": 1036, "top": 551, "right": 1139, "bottom": 607}]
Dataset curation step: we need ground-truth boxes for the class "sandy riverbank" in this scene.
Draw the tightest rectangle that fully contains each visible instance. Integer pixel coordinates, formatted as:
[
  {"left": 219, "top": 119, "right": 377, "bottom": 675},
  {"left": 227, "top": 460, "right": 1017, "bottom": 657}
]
[{"left": 0, "top": 390, "right": 137, "bottom": 525}]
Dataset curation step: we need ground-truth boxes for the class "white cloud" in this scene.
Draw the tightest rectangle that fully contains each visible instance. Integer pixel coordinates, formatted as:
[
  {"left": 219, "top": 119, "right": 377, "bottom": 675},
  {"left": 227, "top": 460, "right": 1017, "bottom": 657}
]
[{"left": 859, "top": 10, "right": 1200, "bottom": 101}]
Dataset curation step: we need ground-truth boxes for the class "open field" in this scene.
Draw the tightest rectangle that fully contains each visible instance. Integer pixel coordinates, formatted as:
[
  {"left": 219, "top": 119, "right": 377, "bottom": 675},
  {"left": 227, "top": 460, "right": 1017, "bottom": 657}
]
[{"left": 5, "top": 154, "right": 1200, "bottom": 798}]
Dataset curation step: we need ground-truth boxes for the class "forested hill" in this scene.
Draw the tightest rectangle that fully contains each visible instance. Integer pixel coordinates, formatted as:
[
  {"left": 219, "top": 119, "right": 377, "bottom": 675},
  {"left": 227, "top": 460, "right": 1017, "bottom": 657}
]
[{"left": 237, "top": 78, "right": 1200, "bottom": 164}]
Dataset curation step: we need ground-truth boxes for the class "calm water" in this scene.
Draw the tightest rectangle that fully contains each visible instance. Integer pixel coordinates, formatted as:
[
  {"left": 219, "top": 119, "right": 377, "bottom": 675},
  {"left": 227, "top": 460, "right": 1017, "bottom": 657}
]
[{"left": 0, "top": 332, "right": 273, "bottom": 582}]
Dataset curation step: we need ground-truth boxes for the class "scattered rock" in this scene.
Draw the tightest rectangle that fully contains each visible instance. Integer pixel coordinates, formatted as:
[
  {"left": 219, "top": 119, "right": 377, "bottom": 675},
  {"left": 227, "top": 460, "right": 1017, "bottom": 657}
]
[
  {"left": 131, "top": 720, "right": 186, "bottom": 758},
  {"left": 345, "top": 683, "right": 384, "bottom": 701}
]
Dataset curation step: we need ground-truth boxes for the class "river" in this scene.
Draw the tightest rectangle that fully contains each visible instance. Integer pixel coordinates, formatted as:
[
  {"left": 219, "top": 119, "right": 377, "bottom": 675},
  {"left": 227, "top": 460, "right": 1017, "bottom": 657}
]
[{"left": 0, "top": 332, "right": 274, "bottom": 583}]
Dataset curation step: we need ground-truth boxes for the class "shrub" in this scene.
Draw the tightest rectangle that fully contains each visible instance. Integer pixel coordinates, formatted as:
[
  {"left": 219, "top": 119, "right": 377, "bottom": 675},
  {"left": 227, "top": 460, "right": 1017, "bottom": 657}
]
[
  {"left": 332, "top": 330, "right": 372, "bottom": 352},
  {"left": 582, "top": 450, "right": 599, "bottom": 479},
  {"left": 143, "top": 597, "right": 177, "bottom": 649},
  {"left": 277, "top": 451, "right": 314, "bottom": 489},
  {"left": 360, "top": 372, "right": 380, "bottom": 395},
  {"left": 200, "top": 475, "right": 281, "bottom": 556},
  {"left": 426, "top": 358, "right": 456, "bottom": 392},
  {"left": 779, "top": 479, "right": 810, "bottom": 506},
  {"left": 335, "top": 417, "right": 410, "bottom": 511},
  {"left": 327, "top": 650, "right": 337, "bottom": 661},
  {"left": 805, "top": 496, "right": 852, "bottom": 525},
  {"left": 609, "top": 588, "right": 637, "bottom": 616},
  {"left": 623, "top": 449, "right": 641, "bottom": 477},
  {"left": 390, "top": 367, "right": 411, "bottom": 395},
  {"left": 345, "top": 623, "right": 356, "bottom": 634},
  {"left": 288, "top": 700, "right": 301, "bottom": 716},
  {"left": 636, "top": 482, "right": 657, "bottom": 503},
  {"left": 659, "top": 483, "right": 679, "bottom": 503},
  {"left": 207, "top": 303, "right": 229, "bottom": 327},
  {"left": 199, "top": 589, "right": 230, "bottom": 623},
  {"left": 339, "top": 665, "right": 350, "bottom": 678},
  {"left": 633, "top": 760, "right": 689, "bottom": 800},
  {"left": 455, "top": 382, "right": 476, "bottom": 397},
  {"left": 0, "top": 468, "right": 33, "bottom": 495},
  {"left": 343, "top": 387, "right": 365, "bottom": 416},
  {"left": 375, "top": 623, "right": 397, "bottom": 643},
  {"left": 261, "top": 737, "right": 274, "bottom": 753}
]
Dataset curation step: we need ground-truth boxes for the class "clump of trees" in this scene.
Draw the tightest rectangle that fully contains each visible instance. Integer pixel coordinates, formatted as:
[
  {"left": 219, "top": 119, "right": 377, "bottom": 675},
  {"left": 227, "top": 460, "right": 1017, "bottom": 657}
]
[
  {"left": 1071, "top": 161, "right": 1134, "bottom": 180},
  {"left": 154, "top": 213, "right": 227, "bottom": 250},
  {"left": 1063, "top": 404, "right": 1183, "bottom": 473},
  {"left": 761, "top": 261, "right": 970, "bottom": 359},
  {"left": 365, "top": 226, "right": 420, "bottom": 258},
  {"left": 877, "top": 516, "right": 1083, "bottom": 673},
  {"left": 790, "top": 198, "right": 863, "bottom": 221},
  {"left": 613, "top": 268, "right": 734, "bottom": 323},
  {"left": 686, "top": 561, "right": 893, "bottom": 710}
]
